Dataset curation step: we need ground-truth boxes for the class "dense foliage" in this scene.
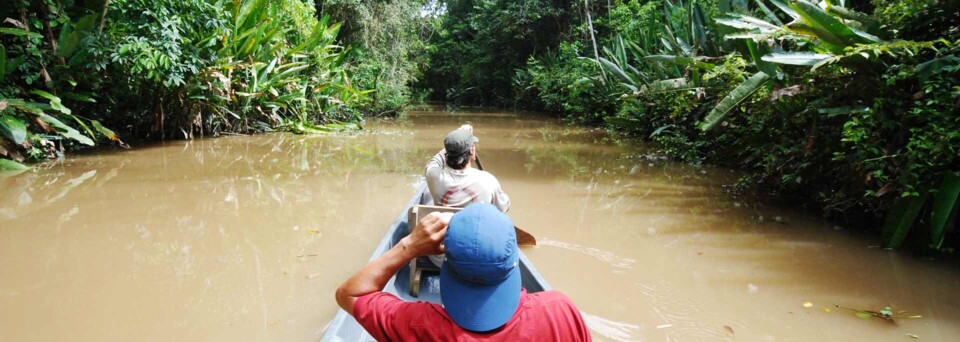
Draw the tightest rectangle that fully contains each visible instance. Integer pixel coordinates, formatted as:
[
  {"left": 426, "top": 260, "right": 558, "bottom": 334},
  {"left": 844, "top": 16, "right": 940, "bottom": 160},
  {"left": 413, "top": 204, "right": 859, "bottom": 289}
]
[
  {"left": 420, "top": 0, "right": 960, "bottom": 250},
  {"left": 418, "top": 0, "right": 581, "bottom": 105},
  {"left": 318, "top": 0, "right": 433, "bottom": 114},
  {"left": 1, "top": 0, "right": 371, "bottom": 169}
]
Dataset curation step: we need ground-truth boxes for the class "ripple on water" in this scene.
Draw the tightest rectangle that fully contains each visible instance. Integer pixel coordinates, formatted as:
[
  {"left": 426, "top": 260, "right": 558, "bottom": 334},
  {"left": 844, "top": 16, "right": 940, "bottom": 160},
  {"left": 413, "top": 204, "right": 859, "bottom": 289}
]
[
  {"left": 539, "top": 238, "right": 636, "bottom": 269},
  {"left": 581, "top": 312, "right": 643, "bottom": 342},
  {"left": 636, "top": 280, "right": 744, "bottom": 341}
]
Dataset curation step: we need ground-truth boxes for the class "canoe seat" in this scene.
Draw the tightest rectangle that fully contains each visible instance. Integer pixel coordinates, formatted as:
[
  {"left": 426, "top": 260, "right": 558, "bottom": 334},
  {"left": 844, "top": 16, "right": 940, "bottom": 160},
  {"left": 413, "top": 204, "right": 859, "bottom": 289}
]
[{"left": 407, "top": 205, "right": 463, "bottom": 297}]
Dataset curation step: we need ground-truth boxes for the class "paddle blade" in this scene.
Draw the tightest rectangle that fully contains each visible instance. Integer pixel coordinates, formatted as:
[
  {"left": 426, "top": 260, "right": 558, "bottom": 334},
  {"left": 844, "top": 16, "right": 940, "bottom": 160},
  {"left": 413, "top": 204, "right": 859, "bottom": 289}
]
[{"left": 516, "top": 226, "right": 537, "bottom": 247}]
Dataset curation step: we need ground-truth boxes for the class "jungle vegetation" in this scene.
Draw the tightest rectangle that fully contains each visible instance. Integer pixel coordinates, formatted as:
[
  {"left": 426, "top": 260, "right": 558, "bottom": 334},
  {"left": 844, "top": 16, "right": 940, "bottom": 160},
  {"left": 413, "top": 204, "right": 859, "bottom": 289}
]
[
  {"left": 2, "top": 0, "right": 958, "bottom": 251},
  {"left": 0, "top": 0, "right": 414, "bottom": 166},
  {"left": 418, "top": 0, "right": 960, "bottom": 252}
]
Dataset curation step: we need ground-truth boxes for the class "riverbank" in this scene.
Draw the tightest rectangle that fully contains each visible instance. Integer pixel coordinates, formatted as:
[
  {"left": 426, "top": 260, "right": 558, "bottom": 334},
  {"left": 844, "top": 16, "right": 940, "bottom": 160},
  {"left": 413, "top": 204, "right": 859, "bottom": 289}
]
[{"left": 418, "top": 0, "right": 960, "bottom": 253}]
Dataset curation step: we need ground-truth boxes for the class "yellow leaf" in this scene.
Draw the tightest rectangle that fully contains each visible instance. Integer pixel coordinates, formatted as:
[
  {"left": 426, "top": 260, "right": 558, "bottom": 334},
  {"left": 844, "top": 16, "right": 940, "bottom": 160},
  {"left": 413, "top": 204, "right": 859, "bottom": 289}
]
[
  {"left": 803, "top": 302, "right": 813, "bottom": 308},
  {"left": 822, "top": 308, "right": 831, "bottom": 313}
]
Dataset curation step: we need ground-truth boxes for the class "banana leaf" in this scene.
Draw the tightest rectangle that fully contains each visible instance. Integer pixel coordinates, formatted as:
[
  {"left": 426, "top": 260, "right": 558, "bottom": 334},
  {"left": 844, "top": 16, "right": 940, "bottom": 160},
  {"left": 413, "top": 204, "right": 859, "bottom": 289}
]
[
  {"left": 701, "top": 71, "right": 771, "bottom": 131},
  {"left": 747, "top": 40, "right": 778, "bottom": 75},
  {"left": 769, "top": 0, "right": 799, "bottom": 20},
  {"left": 825, "top": 4, "right": 876, "bottom": 30},
  {"left": 714, "top": 13, "right": 781, "bottom": 32},
  {"left": 930, "top": 172, "right": 960, "bottom": 250},
  {"left": 881, "top": 191, "right": 929, "bottom": 249},
  {"left": 754, "top": 0, "right": 784, "bottom": 26},
  {"left": 788, "top": 0, "right": 877, "bottom": 49}
]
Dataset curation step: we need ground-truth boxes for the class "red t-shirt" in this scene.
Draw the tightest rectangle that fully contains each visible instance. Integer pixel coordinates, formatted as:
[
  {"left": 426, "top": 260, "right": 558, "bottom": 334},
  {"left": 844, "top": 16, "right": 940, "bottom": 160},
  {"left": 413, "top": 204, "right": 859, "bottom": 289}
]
[{"left": 354, "top": 289, "right": 592, "bottom": 341}]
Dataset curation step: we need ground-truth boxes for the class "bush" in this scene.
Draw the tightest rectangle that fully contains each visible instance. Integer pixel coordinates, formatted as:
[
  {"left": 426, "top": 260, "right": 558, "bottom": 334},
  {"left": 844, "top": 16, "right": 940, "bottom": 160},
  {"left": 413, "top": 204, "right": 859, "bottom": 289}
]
[
  {"left": 514, "top": 0, "right": 960, "bottom": 248},
  {"left": 1, "top": 0, "right": 373, "bottom": 168}
]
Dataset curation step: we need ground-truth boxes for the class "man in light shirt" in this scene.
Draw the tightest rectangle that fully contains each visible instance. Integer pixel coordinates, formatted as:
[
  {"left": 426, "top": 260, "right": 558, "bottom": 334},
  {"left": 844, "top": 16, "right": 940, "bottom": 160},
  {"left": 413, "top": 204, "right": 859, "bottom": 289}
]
[{"left": 425, "top": 124, "right": 510, "bottom": 212}]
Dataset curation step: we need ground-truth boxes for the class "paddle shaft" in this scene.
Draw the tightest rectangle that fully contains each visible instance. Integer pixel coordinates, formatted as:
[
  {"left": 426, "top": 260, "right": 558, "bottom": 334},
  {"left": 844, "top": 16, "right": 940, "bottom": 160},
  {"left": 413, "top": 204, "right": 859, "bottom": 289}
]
[{"left": 473, "top": 151, "right": 536, "bottom": 247}]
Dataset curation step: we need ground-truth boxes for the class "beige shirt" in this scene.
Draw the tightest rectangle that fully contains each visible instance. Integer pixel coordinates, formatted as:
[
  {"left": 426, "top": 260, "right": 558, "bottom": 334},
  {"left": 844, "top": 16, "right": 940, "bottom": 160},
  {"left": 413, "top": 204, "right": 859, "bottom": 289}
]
[{"left": 424, "top": 149, "right": 510, "bottom": 212}]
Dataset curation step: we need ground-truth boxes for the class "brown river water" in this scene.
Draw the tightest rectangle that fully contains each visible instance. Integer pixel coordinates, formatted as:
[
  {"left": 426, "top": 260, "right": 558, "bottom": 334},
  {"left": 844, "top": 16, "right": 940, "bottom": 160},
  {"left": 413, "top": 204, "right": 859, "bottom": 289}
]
[{"left": 2, "top": 106, "right": 959, "bottom": 341}]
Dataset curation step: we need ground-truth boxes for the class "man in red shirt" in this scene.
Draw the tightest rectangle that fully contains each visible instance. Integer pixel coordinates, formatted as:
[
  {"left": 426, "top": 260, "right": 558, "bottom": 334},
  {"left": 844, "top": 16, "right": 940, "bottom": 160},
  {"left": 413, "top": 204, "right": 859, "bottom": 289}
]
[{"left": 335, "top": 203, "right": 591, "bottom": 341}]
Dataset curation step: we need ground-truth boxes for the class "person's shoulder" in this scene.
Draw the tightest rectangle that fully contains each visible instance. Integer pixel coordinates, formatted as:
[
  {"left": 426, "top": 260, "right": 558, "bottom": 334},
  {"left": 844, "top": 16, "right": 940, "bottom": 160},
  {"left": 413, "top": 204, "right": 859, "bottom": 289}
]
[
  {"left": 474, "top": 169, "right": 502, "bottom": 182},
  {"left": 356, "top": 292, "right": 441, "bottom": 315},
  {"left": 524, "top": 290, "right": 578, "bottom": 308}
]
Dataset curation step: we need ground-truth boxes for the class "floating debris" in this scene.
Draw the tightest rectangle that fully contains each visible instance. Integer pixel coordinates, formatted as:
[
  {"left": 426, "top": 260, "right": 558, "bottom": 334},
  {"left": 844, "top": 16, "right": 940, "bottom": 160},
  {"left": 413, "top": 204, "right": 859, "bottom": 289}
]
[
  {"left": 803, "top": 302, "right": 813, "bottom": 308},
  {"left": 835, "top": 305, "right": 922, "bottom": 322},
  {"left": 656, "top": 324, "right": 672, "bottom": 329},
  {"left": 723, "top": 325, "right": 734, "bottom": 335}
]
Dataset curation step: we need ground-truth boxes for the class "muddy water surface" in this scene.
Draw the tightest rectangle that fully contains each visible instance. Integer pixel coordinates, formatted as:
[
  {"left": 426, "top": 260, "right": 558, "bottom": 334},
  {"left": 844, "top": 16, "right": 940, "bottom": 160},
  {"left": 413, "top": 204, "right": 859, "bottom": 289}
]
[{"left": 2, "top": 106, "right": 959, "bottom": 341}]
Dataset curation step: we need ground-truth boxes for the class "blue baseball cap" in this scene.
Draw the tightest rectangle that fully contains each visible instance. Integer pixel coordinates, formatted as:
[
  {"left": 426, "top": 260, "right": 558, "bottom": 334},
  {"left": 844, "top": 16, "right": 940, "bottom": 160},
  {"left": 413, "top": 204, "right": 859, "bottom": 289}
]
[{"left": 440, "top": 203, "right": 521, "bottom": 332}]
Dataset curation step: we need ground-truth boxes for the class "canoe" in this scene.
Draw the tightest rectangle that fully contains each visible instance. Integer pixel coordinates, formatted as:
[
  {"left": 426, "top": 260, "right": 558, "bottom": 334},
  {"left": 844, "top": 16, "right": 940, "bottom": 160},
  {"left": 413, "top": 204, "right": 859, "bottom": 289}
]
[{"left": 321, "top": 183, "right": 552, "bottom": 342}]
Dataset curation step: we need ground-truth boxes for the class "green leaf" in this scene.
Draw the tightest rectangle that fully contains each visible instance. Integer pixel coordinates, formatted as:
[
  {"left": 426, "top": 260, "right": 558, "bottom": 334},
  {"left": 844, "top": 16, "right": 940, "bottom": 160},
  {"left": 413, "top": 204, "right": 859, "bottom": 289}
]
[
  {"left": 754, "top": 0, "right": 785, "bottom": 26},
  {"left": 701, "top": 72, "right": 771, "bottom": 131},
  {"left": 769, "top": 0, "right": 799, "bottom": 19},
  {"left": 0, "top": 114, "right": 27, "bottom": 144},
  {"left": 56, "top": 21, "right": 77, "bottom": 58},
  {"left": 30, "top": 90, "right": 71, "bottom": 115},
  {"left": 4, "top": 99, "right": 45, "bottom": 115},
  {"left": 714, "top": 14, "right": 781, "bottom": 32},
  {"left": 824, "top": 5, "right": 875, "bottom": 30},
  {"left": 817, "top": 106, "right": 869, "bottom": 117},
  {"left": 38, "top": 113, "right": 94, "bottom": 146},
  {"left": 597, "top": 57, "right": 635, "bottom": 85},
  {"left": 61, "top": 92, "right": 97, "bottom": 103},
  {"left": 788, "top": 0, "right": 878, "bottom": 49},
  {"left": 747, "top": 40, "right": 777, "bottom": 75},
  {"left": 917, "top": 55, "right": 960, "bottom": 82},
  {"left": 881, "top": 191, "right": 929, "bottom": 249},
  {"left": 0, "top": 44, "right": 6, "bottom": 82},
  {"left": 0, "top": 27, "right": 43, "bottom": 39},
  {"left": 855, "top": 312, "right": 873, "bottom": 320},
  {"left": 74, "top": 13, "right": 98, "bottom": 33},
  {"left": 0, "top": 158, "right": 30, "bottom": 172},
  {"left": 645, "top": 54, "right": 695, "bottom": 65},
  {"left": 762, "top": 52, "right": 833, "bottom": 66},
  {"left": 68, "top": 115, "right": 96, "bottom": 143},
  {"left": 930, "top": 172, "right": 960, "bottom": 250},
  {"left": 92, "top": 120, "right": 128, "bottom": 147}
]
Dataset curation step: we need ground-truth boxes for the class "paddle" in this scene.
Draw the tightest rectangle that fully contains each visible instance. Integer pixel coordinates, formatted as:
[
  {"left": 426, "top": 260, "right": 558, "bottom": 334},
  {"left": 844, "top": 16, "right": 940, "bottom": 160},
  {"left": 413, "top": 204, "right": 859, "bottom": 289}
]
[{"left": 473, "top": 152, "right": 537, "bottom": 247}]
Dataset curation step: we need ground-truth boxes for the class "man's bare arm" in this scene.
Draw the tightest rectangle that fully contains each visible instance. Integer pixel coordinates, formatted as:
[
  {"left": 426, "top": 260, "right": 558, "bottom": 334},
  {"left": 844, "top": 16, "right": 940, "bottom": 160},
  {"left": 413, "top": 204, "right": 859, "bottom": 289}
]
[{"left": 335, "top": 212, "right": 453, "bottom": 316}]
